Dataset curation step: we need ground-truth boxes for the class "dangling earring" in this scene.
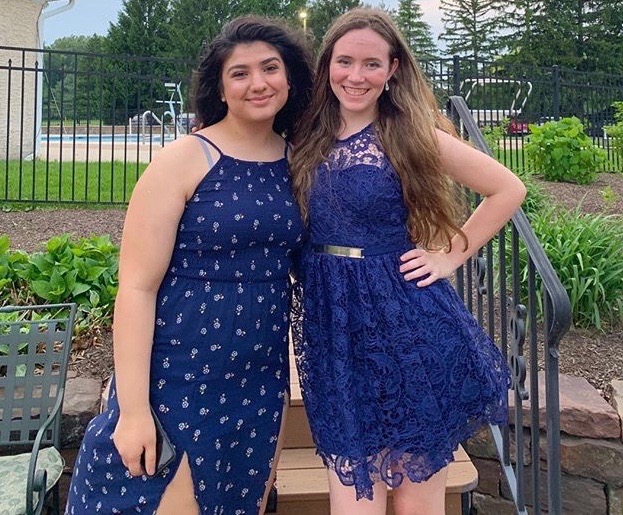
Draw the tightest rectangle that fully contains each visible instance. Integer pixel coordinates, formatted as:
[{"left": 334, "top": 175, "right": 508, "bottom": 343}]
[{"left": 384, "top": 81, "right": 390, "bottom": 92}]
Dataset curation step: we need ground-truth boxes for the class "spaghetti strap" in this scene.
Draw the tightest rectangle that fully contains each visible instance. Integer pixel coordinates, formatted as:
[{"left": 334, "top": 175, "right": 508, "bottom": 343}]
[{"left": 190, "top": 133, "right": 223, "bottom": 168}]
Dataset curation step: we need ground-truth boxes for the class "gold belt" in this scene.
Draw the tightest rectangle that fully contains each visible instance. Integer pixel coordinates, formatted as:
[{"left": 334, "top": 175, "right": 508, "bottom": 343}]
[{"left": 313, "top": 244, "right": 364, "bottom": 259}]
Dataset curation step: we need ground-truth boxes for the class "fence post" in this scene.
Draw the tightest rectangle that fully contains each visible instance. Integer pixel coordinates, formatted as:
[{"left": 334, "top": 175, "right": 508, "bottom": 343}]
[
  {"left": 453, "top": 55, "right": 461, "bottom": 96},
  {"left": 552, "top": 65, "right": 561, "bottom": 121}
]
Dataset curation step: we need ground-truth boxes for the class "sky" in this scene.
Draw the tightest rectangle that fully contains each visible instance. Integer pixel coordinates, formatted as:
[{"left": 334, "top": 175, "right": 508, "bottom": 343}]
[{"left": 43, "top": 0, "right": 444, "bottom": 45}]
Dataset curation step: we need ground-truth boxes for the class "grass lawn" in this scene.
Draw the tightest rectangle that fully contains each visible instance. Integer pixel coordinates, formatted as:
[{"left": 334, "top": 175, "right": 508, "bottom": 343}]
[{"left": 0, "top": 160, "right": 147, "bottom": 204}]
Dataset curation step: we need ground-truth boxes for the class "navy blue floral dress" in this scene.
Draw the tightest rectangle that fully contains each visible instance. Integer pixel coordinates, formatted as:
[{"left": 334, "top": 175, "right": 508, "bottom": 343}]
[
  {"left": 293, "top": 124, "right": 511, "bottom": 501},
  {"left": 66, "top": 134, "right": 304, "bottom": 514}
]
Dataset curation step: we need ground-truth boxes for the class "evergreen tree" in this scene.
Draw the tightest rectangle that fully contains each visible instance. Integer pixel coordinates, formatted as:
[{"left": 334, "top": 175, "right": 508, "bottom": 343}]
[
  {"left": 499, "top": 0, "right": 623, "bottom": 73},
  {"left": 395, "top": 0, "right": 437, "bottom": 60},
  {"left": 167, "top": 0, "right": 308, "bottom": 63},
  {"left": 103, "top": 0, "right": 178, "bottom": 124},
  {"left": 592, "top": 0, "right": 623, "bottom": 74},
  {"left": 307, "top": 0, "right": 363, "bottom": 49},
  {"left": 439, "top": 0, "right": 503, "bottom": 61},
  {"left": 105, "top": 0, "right": 172, "bottom": 58},
  {"left": 235, "top": 0, "right": 307, "bottom": 19},
  {"left": 168, "top": 0, "right": 232, "bottom": 62},
  {"left": 495, "top": 0, "right": 536, "bottom": 63}
]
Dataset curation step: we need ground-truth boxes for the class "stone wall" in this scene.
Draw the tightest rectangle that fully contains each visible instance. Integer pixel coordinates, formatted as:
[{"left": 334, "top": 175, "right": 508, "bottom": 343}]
[
  {"left": 0, "top": 1, "right": 44, "bottom": 160},
  {"left": 465, "top": 375, "right": 623, "bottom": 514}
]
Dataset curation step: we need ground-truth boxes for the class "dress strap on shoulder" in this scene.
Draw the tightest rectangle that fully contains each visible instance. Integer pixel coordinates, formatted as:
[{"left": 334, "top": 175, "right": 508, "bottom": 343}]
[{"left": 190, "top": 133, "right": 223, "bottom": 168}]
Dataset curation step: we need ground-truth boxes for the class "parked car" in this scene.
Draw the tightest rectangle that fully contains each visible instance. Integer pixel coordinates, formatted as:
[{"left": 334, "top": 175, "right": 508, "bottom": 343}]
[{"left": 507, "top": 117, "right": 530, "bottom": 135}]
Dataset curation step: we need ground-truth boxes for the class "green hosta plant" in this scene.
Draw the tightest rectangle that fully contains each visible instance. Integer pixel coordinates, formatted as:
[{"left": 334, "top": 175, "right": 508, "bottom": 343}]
[
  {"left": 526, "top": 117, "right": 606, "bottom": 184},
  {"left": 0, "top": 235, "right": 30, "bottom": 305},
  {"left": 16, "top": 234, "right": 119, "bottom": 331}
]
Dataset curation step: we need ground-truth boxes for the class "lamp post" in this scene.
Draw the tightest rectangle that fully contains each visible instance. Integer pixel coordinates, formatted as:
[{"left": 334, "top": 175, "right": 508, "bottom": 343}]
[{"left": 299, "top": 9, "right": 308, "bottom": 34}]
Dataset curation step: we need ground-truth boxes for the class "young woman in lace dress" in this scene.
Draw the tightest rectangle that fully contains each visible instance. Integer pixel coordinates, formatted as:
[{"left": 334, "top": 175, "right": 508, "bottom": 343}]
[{"left": 290, "top": 8, "right": 525, "bottom": 514}]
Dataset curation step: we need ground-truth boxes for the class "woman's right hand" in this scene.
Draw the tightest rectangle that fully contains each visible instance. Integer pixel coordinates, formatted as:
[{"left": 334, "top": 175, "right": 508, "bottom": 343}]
[{"left": 112, "top": 410, "right": 157, "bottom": 476}]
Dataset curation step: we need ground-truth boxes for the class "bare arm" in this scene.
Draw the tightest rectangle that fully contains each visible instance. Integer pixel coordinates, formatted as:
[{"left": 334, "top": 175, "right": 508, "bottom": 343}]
[
  {"left": 112, "top": 136, "right": 211, "bottom": 475},
  {"left": 400, "top": 129, "right": 526, "bottom": 286}
]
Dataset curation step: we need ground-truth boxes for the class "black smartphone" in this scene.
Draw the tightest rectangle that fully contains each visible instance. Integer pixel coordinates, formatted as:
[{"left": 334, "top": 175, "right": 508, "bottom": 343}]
[{"left": 141, "top": 406, "right": 176, "bottom": 477}]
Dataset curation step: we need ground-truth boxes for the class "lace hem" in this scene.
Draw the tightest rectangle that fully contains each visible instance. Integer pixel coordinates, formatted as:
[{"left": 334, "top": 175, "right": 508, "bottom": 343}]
[{"left": 290, "top": 259, "right": 510, "bottom": 501}]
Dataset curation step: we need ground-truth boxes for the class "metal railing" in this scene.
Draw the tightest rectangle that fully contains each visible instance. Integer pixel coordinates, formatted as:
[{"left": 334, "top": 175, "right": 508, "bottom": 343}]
[{"left": 447, "top": 95, "right": 572, "bottom": 514}]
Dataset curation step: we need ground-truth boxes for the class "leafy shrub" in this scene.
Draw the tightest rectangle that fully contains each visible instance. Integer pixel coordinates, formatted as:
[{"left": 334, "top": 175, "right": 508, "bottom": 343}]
[
  {"left": 604, "top": 101, "right": 623, "bottom": 167},
  {"left": 3, "top": 234, "right": 119, "bottom": 336},
  {"left": 526, "top": 117, "right": 606, "bottom": 184},
  {"left": 0, "top": 235, "right": 30, "bottom": 305},
  {"left": 512, "top": 207, "right": 623, "bottom": 330},
  {"left": 481, "top": 118, "right": 509, "bottom": 157}
]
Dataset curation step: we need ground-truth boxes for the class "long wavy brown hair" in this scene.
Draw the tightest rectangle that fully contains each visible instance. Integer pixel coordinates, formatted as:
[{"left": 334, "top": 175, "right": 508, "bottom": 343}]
[{"left": 290, "top": 8, "right": 467, "bottom": 251}]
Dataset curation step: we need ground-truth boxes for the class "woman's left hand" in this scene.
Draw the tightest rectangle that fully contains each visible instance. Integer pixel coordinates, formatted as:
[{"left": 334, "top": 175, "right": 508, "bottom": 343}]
[{"left": 399, "top": 248, "right": 459, "bottom": 287}]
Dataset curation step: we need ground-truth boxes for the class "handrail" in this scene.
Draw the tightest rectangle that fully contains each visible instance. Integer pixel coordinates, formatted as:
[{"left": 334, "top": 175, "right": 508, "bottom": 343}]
[
  {"left": 447, "top": 95, "right": 572, "bottom": 342},
  {"left": 446, "top": 95, "right": 572, "bottom": 514}
]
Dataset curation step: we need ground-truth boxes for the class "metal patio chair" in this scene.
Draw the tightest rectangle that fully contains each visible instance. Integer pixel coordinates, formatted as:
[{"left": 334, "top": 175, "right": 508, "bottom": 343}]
[{"left": 0, "top": 303, "right": 77, "bottom": 515}]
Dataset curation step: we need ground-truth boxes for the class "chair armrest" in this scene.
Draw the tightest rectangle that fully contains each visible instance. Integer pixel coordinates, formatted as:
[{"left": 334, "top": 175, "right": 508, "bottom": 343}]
[{"left": 25, "top": 386, "right": 64, "bottom": 515}]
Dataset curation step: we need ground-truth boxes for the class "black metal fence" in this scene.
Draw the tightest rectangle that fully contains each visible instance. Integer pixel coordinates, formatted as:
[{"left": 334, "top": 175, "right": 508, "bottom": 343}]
[
  {"left": 0, "top": 45, "right": 194, "bottom": 204},
  {"left": 1, "top": 45, "right": 623, "bottom": 205},
  {"left": 448, "top": 96, "right": 572, "bottom": 514}
]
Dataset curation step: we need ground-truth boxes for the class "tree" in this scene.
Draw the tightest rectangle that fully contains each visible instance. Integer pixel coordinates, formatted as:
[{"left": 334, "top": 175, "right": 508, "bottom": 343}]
[
  {"left": 498, "top": 0, "right": 623, "bottom": 73},
  {"left": 167, "top": 0, "right": 308, "bottom": 64},
  {"left": 105, "top": 0, "right": 172, "bottom": 58},
  {"left": 395, "top": 0, "right": 437, "bottom": 60},
  {"left": 168, "top": 0, "right": 233, "bottom": 62},
  {"left": 43, "top": 36, "right": 107, "bottom": 124},
  {"left": 235, "top": 0, "right": 308, "bottom": 19},
  {"left": 307, "top": 0, "right": 363, "bottom": 49},
  {"left": 103, "top": 0, "right": 179, "bottom": 124},
  {"left": 439, "top": 0, "right": 503, "bottom": 61}
]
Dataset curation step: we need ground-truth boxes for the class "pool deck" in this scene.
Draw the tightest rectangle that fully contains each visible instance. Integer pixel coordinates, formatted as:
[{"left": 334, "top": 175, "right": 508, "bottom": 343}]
[{"left": 38, "top": 138, "right": 171, "bottom": 164}]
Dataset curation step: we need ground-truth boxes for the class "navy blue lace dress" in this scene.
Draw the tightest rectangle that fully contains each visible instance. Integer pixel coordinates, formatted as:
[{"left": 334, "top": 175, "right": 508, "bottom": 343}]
[
  {"left": 66, "top": 134, "right": 304, "bottom": 514},
  {"left": 293, "top": 124, "right": 510, "bottom": 500}
]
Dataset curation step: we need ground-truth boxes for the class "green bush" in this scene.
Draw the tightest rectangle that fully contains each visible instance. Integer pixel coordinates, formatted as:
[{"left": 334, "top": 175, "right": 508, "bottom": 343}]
[
  {"left": 481, "top": 118, "right": 509, "bottom": 157},
  {"left": 526, "top": 117, "right": 606, "bottom": 184},
  {"left": 604, "top": 101, "right": 623, "bottom": 166},
  {"left": 0, "top": 235, "right": 30, "bottom": 305},
  {"left": 512, "top": 207, "right": 623, "bottom": 330},
  {"left": 2, "top": 234, "right": 119, "bottom": 335}
]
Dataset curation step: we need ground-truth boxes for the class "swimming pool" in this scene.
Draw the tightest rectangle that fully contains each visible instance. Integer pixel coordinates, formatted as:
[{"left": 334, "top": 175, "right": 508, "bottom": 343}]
[{"left": 44, "top": 133, "right": 178, "bottom": 144}]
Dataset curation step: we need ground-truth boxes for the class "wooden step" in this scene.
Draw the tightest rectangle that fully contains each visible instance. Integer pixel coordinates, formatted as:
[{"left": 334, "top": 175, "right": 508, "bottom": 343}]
[
  {"left": 284, "top": 380, "right": 315, "bottom": 449},
  {"left": 284, "top": 348, "right": 314, "bottom": 448},
  {"left": 275, "top": 446, "right": 477, "bottom": 514}
]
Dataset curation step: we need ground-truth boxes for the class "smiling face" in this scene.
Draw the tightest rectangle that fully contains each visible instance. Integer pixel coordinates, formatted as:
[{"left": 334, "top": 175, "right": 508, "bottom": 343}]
[
  {"left": 221, "top": 41, "right": 289, "bottom": 126},
  {"left": 329, "top": 28, "right": 398, "bottom": 126}
]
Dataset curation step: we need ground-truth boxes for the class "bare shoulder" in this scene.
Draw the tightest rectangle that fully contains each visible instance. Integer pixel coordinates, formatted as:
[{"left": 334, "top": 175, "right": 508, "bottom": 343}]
[{"left": 139, "top": 134, "right": 217, "bottom": 200}]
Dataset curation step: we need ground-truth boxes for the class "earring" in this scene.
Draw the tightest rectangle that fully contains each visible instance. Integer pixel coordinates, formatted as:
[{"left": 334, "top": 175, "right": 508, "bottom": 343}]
[{"left": 384, "top": 81, "right": 390, "bottom": 92}]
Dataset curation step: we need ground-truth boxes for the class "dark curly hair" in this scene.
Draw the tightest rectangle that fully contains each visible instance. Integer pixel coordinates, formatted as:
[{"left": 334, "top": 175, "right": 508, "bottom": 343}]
[{"left": 191, "top": 16, "right": 314, "bottom": 140}]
